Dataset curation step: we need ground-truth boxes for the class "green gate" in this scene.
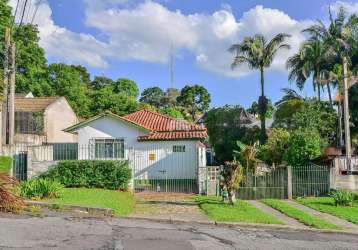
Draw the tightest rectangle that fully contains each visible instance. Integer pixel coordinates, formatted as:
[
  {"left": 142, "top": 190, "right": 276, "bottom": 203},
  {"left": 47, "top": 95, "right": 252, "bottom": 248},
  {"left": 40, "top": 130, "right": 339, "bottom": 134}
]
[
  {"left": 236, "top": 167, "right": 288, "bottom": 200},
  {"left": 292, "top": 164, "right": 330, "bottom": 197},
  {"left": 13, "top": 152, "right": 27, "bottom": 181}
]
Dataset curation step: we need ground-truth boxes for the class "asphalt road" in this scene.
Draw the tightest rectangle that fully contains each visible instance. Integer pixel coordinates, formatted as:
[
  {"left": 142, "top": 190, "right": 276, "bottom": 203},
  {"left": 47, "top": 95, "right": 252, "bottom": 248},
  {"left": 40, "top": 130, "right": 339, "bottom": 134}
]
[{"left": 1, "top": 214, "right": 358, "bottom": 250}]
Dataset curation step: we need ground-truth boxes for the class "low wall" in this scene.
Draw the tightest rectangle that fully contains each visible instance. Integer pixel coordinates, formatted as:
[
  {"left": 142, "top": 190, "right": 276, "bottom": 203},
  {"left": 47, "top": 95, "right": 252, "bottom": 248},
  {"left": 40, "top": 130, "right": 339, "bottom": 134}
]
[
  {"left": 27, "top": 160, "right": 57, "bottom": 179},
  {"left": 333, "top": 175, "right": 358, "bottom": 192}
]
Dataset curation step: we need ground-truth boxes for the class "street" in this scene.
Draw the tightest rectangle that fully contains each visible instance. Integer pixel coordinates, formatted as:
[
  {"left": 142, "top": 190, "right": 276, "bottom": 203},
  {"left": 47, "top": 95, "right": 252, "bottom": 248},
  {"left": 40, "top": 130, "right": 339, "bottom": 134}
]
[{"left": 0, "top": 213, "right": 358, "bottom": 250}]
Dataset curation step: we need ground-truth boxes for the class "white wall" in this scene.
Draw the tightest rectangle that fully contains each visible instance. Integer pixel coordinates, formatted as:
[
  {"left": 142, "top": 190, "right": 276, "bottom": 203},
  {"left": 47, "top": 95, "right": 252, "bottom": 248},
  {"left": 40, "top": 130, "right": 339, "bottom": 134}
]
[
  {"left": 132, "top": 141, "right": 200, "bottom": 180},
  {"left": 75, "top": 116, "right": 147, "bottom": 159},
  {"left": 45, "top": 97, "right": 78, "bottom": 143}
]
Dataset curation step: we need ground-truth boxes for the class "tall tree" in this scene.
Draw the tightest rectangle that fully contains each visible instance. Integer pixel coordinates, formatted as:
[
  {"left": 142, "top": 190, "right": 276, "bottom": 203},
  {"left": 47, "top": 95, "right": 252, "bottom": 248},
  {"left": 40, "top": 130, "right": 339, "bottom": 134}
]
[
  {"left": 229, "top": 33, "right": 290, "bottom": 143},
  {"left": 139, "top": 87, "right": 165, "bottom": 108},
  {"left": 113, "top": 78, "right": 139, "bottom": 98},
  {"left": 89, "top": 76, "right": 114, "bottom": 90},
  {"left": 177, "top": 85, "right": 211, "bottom": 121},
  {"left": 287, "top": 38, "right": 334, "bottom": 102},
  {"left": 47, "top": 63, "right": 90, "bottom": 117}
]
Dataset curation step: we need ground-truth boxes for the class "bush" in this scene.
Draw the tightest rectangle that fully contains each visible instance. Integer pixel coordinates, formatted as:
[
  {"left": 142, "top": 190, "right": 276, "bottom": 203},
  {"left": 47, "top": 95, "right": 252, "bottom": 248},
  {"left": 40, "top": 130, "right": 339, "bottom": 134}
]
[
  {"left": 330, "top": 190, "right": 355, "bottom": 206},
  {"left": 41, "top": 160, "right": 132, "bottom": 190},
  {"left": 284, "top": 129, "right": 321, "bottom": 167},
  {"left": 0, "top": 156, "right": 12, "bottom": 173},
  {"left": 259, "top": 128, "right": 290, "bottom": 165},
  {"left": 20, "top": 179, "right": 64, "bottom": 199},
  {"left": 0, "top": 173, "right": 24, "bottom": 212}
]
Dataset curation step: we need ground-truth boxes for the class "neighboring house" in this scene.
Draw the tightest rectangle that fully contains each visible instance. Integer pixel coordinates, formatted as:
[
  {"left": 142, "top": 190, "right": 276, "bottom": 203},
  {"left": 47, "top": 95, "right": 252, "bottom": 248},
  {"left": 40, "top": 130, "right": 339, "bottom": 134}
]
[
  {"left": 13, "top": 94, "right": 78, "bottom": 145},
  {"left": 64, "top": 109, "right": 208, "bottom": 190}
]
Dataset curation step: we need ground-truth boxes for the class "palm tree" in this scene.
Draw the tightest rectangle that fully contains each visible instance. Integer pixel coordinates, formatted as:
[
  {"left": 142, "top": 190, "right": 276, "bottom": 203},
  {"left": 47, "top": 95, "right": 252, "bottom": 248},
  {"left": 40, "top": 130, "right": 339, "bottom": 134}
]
[
  {"left": 304, "top": 7, "right": 358, "bottom": 171},
  {"left": 229, "top": 33, "right": 291, "bottom": 144},
  {"left": 275, "top": 88, "right": 304, "bottom": 106},
  {"left": 287, "top": 38, "right": 333, "bottom": 102}
]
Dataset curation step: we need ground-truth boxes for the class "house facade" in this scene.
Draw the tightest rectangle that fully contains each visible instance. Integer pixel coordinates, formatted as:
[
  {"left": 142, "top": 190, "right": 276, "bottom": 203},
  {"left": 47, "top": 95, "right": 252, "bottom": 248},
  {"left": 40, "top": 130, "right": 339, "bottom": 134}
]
[
  {"left": 64, "top": 110, "right": 208, "bottom": 192},
  {"left": 12, "top": 95, "right": 78, "bottom": 145}
]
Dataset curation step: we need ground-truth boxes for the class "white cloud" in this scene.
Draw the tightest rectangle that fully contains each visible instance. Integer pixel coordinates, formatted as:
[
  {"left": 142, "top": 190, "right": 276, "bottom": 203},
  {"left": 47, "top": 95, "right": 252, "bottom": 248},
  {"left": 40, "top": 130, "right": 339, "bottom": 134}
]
[
  {"left": 331, "top": 1, "right": 358, "bottom": 15},
  {"left": 10, "top": 0, "right": 315, "bottom": 77}
]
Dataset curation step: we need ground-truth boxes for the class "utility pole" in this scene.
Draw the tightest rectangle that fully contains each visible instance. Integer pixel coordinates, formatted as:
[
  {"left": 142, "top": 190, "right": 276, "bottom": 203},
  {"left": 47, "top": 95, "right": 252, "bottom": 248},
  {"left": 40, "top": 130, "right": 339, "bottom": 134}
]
[
  {"left": 2, "top": 27, "right": 16, "bottom": 146},
  {"left": 342, "top": 56, "right": 352, "bottom": 174}
]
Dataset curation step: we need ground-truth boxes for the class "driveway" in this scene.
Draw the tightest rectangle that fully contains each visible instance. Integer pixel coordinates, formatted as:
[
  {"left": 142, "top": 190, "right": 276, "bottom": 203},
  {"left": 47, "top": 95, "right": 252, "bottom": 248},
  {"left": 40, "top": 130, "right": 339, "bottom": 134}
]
[{"left": 1, "top": 213, "right": 358, "bottom": 250}]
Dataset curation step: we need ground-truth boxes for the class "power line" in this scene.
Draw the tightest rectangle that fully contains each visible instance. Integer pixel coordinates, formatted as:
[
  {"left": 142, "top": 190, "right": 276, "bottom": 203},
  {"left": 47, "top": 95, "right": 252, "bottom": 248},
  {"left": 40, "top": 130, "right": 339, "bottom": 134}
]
[
  {"left": 31, "top": 0, "right": 42, "bottom": 25},
  {"left": 25, "top": 0, "right": 32, "bottom": 24},
  {"left": 19, "top": 0, "right": 29, "bottom": 25},
  {"left": 12, "top": 0, "right": 20, "bottom": 26}
]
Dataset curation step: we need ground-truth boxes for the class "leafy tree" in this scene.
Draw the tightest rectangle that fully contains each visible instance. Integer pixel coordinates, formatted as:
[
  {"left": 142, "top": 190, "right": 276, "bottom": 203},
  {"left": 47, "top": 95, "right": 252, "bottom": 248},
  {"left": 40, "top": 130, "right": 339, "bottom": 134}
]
[
  {"left": 177, "top": 85, "right": 211, "bottom": 121},
  {"left": 273, "top": 99, "right": 305, "bottom": 128},
  {"left": 12, "top": 24, "right": 49, "bottom": 95},
  {"left": 162, "top": 87, "right": 180, "bottom": 108},
  {"left": 350, "top": 84, "right": 358, "bottom": 141},
  {"left": 290, "top": 100, "right": 338, "bottom": 145},
  {"left": 205, "top": 106, "right": 260, "bottom": 164},
  {"left": 89, "top": 86, "right": 139, "bottom": 116},
  {"left": 89, "top": 76, "right": 114, "bottom": 90},
  {"left": 284, "top": 129, "right": 321, "bottom": 167},
  {"left": 159, "top": 107, "right": 184, "bottom": 119},
  {"left": 229, "top": 33, "right": 290, "bottom": 143},
  {"left": 259, "top": 128, "right": 290, "bottom": 166},
  {"left": 139, "top": 87, "right": 165, "bottom": 108},
  {"left": 47, "top": 63, "right": 90, "bottom": 117},
  {"left": 247, "top": 99, "right": 274, "bottom": 118},
  {"left": 113, "top": 78, "right": 139, "bottom": 98}
]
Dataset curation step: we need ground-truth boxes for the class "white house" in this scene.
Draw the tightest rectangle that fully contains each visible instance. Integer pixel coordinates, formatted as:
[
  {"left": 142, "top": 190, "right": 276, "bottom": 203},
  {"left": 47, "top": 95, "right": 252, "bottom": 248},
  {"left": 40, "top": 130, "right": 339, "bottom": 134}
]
[{"left": 64, "top": 109, "right": 208, "bottom": 192}]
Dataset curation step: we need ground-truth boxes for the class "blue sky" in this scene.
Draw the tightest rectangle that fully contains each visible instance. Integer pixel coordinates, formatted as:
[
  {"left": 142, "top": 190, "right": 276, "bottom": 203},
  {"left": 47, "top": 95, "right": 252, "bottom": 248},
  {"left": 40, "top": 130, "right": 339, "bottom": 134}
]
[{"left": 12, "top": 0, "right": 358, "bottom": 108}]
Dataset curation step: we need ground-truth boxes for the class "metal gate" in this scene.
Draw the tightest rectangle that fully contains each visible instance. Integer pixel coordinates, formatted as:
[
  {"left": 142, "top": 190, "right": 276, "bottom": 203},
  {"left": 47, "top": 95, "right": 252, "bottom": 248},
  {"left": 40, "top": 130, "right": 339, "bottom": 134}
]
[
  {"left": 130, "top": 144, "right": 199, "bottom": 193},
  {"left": 236, "top": 167, "right": 288, "bottom": 200},
  {"left": 13, "top": 152, "right": 28, "bottom": 181},
  {"left": 292, "top": 164, "right": 330, "bottom": 197}
]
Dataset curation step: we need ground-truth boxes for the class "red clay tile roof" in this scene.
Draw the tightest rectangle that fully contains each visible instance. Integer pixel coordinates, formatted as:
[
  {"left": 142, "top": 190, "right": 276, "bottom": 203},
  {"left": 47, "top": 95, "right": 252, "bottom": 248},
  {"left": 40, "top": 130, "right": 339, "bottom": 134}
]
[
  {"left": 15, "top": 97, "right": 60, "bottom": 112},
  {"left": 123, "top": 109, "right": 207, "bottom": 141}
]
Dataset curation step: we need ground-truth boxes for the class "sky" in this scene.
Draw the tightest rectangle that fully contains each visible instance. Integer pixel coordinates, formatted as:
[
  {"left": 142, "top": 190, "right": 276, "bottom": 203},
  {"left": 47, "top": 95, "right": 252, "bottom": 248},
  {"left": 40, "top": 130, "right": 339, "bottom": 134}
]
[{"left": 9, "top": 0, "right": 358, "bottom": 108}]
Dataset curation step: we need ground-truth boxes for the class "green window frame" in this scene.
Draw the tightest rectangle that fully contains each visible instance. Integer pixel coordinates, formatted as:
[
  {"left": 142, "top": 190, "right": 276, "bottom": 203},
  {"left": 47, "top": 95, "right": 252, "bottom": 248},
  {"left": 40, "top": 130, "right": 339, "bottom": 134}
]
[{"left": 93, "top": 138, "right": 125, "bottom": 159}]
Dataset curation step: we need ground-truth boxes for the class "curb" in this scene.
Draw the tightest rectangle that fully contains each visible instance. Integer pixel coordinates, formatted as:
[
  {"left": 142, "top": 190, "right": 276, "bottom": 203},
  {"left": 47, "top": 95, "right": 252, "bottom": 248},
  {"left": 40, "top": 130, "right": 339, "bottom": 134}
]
[
  {"left": 122, "top": 216, "right": 358, "bottom": 236},
  {"left": 25, "top": 200, "right": 114, "bottom": 217}
]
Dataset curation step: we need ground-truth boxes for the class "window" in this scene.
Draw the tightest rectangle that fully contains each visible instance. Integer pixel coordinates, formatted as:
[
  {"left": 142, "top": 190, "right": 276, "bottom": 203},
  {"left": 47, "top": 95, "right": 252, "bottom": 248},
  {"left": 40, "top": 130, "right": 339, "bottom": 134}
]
[
  {"left": 15, "top": 111, "right": 44, "bottom": 134},
  {"left": 94, "top": 138, "right": 124, "bottom": 159},
  {"left": 173, "top": 145, "right": 185, "bottom": 153}
]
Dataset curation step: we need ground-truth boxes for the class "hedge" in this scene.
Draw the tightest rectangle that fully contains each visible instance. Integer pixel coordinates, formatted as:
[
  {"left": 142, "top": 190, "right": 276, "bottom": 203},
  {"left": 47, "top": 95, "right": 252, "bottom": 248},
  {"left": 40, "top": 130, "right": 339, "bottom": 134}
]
[
  {"left": 41, "top": 160, "right": 131, "bottom": 190},
  {"left": 0, "top": 156, "right": 12, "bottom": 173}
]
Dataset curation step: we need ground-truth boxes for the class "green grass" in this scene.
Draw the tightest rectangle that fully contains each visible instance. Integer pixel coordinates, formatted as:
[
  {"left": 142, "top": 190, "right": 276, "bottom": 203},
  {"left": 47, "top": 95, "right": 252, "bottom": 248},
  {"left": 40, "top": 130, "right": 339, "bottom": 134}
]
[
  {"left": 45, "top": 188, "right": 135, "bottom": 216},
  {"left": 195, "top": 196, "right": 283, "bottom": 224},
  {"left": 262, "top": 199, "right": 341, "bottom": 230},
  {"left": 0, "top": 156, "right": 12, "bottom": 173},
  {"left": 297, "top": 197, "right": 358, "bottom": 225}
]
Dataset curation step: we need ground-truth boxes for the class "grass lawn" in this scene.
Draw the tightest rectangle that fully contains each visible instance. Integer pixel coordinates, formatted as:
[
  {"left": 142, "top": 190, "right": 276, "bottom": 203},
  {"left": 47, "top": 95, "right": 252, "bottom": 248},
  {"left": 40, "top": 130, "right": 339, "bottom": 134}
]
[
  {"left": 196, "top": 196, "right": 283, "bottom": 224},
  {"left": 262, "top": 199, "right": 341, "bottom": 230},
  {"left": 297, "top": 197, "right": 358, "bottom": 225},
  {"left": 45, "top": 188, "right": 135, "bottom": 216}
]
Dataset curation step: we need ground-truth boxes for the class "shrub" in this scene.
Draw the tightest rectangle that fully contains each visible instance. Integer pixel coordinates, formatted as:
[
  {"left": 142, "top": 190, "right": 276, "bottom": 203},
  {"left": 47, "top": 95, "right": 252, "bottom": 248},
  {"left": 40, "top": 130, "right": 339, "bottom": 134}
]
[
  {"left": 41, "top": 160, "right": 132, "bottom": 190},
  {"left": 259, "top": 128, "right": 290, "bottom": 166},
  {"left": 284, "top": 129, "right": 321, "bottom": 167},
  {"left": 20, "top": 178, "right": 64, "bottom": 199},
  {"left": 0, "top": 156, "right": 12, "bottom": 173},
  {"left": 0, "top": 173, "right": 24, "bottom": 212},
  {"left": 330, "top": 190, "right": 355, "bottom": 206}
]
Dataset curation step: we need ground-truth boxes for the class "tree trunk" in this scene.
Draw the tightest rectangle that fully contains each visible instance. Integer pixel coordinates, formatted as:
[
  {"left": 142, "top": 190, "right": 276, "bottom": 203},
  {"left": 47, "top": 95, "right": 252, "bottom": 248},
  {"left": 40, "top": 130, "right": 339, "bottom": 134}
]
[
  {"left": 228, "top": 189, "right": 236, "bottom": 205},
  {"left": 327, "top": 83, "right": 333, "bottom": 109},
  {"left": 342, "top": 56, "right": 352, "bottom": 173},
  {"left": 316, "top": 68, "right": 321, "bottom": 102},
  {"left": 259, "top": 68, "right": 267, "bottom": 144}
]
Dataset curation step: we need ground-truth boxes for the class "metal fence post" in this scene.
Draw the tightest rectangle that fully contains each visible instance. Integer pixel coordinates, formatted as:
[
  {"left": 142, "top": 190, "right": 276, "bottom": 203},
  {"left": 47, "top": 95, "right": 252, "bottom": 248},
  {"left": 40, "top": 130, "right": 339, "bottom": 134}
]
[{"left": 287, "top": 166, "right": 293, "bottom": 199}]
